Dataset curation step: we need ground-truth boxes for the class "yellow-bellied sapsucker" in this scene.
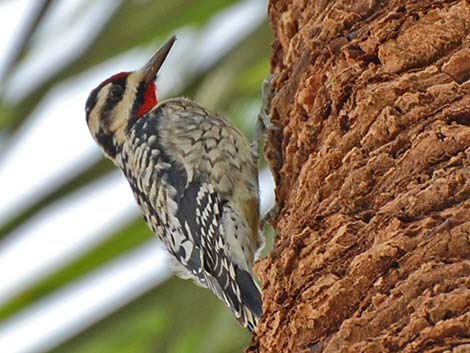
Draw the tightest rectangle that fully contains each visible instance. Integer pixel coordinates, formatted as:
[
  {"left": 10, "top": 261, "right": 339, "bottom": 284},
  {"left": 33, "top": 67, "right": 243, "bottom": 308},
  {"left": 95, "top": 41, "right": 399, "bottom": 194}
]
[{"left": 85, "top": 36, "right": 269, "bottom": 332}]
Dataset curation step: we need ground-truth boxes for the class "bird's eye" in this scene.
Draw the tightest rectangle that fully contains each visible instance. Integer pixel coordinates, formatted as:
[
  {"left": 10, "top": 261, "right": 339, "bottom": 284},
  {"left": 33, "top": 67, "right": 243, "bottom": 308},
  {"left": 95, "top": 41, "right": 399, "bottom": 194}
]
[{"left": 109, "top": 85, "right": 124, "bottom": 101}]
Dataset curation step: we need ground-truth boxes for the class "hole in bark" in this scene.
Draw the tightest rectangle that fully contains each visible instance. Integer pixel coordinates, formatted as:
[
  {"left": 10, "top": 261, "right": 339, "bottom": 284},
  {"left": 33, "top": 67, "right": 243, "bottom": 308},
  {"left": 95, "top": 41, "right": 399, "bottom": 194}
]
[
  {"left": 321, "top": 104, "right": 332, "bottom": 119},
  {"left": 332, "top": 266, "right": 347, "bottom": 277},
  {"left": 397, "top": 214, "right": 415, "bottom": 223},
  {"left": 336, "top": 85, "right": 353, "bottom": 113},
  {"left": 397, "top": 6, "right": 407, "bottom": 13},
  {"left": 443, "top": 310, "right": 453, "bottom": 320},
  {"left": 359, "top": 211, "right": 374, "bottom": 223},
  {"left": 339, "top": 115, "right": 350, "bottom": 131},
  {"left": 390, "top": 260, "right": 400, "bottom": 269},
  {"left": 424, "top": 311, "right": 433, "bottom": 325},
  {"left": 359, "top": 53, "right": 381, "bottom": 65},
  {"left": 436, "top": 131, "right": 446, "bottom": 141},
  {"left": 370, "top": 55, "right": 381, "bottom": 65},
  {"left": 292, "top": 18, "right": 299, "bottom": 33},
  {"left": 276, "top": 290, "right": 288, "bottom": 304},
  {"left": 416, "top": 174, "right": 429, "bottom": 184},
  {"left": 446, "top": 112, "right": 470, "bottom": 126},
  {"left": 309, "top": 341, "right": 323, "bottom": 352}
]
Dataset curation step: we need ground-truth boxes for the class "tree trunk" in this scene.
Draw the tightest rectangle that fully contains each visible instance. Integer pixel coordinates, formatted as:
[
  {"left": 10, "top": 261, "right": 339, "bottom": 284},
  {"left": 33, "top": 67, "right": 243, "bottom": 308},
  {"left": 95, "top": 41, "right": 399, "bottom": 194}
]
[{"left": 250, "top": 1, "right": 470, "bottom": 352}]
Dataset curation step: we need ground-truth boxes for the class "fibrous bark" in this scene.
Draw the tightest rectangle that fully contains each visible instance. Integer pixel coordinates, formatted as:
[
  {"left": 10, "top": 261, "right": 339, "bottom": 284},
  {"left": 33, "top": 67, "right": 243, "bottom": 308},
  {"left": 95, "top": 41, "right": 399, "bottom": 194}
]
[{"left": 251, "top": 1, "right": 470, "bottom": 352}]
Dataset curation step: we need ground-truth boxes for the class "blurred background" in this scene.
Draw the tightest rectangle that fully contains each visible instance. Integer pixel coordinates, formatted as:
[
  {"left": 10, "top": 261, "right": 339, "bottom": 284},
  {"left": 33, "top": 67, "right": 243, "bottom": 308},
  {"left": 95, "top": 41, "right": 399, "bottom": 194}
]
[{"left": 0, "top": 0, "right": 274, "bottom": 352}]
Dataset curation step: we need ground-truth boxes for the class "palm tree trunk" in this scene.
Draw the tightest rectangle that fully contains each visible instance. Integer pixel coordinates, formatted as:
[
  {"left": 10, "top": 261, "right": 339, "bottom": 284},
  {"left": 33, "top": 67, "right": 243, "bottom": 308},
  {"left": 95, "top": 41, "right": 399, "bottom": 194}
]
[{"left": 250, "top": 1, "right": 470, "bottom": 352}]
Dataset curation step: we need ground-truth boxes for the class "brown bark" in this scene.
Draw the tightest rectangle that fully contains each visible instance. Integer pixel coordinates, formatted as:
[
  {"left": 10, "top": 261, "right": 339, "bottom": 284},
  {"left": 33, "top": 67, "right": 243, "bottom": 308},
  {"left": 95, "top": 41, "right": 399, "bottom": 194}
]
[{"left": 250, "top": 1, "right": 470, "bottom": 352}]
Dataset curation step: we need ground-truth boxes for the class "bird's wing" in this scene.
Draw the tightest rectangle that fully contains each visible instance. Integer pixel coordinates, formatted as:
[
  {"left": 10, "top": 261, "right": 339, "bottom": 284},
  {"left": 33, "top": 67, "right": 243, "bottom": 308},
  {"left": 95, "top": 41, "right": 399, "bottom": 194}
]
[{"left": 168, "top": 177, "right": 261, "bottom": 331}]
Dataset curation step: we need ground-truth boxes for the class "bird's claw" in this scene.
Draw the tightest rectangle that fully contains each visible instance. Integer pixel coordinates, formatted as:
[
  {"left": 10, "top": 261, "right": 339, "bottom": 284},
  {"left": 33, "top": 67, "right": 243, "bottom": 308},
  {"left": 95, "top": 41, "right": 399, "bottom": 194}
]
[
  {"left": 260, "top": 203, "right": 280, "bottom": 229},
  {"left": 258, "top": 74, "right": 279, "bottom": 134}
]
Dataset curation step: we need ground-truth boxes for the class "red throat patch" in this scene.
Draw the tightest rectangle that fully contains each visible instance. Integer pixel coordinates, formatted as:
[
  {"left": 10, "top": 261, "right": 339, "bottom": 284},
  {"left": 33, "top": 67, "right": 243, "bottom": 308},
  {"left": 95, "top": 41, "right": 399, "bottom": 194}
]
[{"left": 137, "top": 82, "right": 158, "bottom": 118}]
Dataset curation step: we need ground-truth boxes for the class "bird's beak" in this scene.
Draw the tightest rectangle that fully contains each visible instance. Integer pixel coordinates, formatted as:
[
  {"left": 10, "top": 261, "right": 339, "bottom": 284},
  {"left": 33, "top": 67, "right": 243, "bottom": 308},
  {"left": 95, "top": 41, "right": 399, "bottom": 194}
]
[{"left": 141, "top": 35, "right": 176, "bottom": 84}]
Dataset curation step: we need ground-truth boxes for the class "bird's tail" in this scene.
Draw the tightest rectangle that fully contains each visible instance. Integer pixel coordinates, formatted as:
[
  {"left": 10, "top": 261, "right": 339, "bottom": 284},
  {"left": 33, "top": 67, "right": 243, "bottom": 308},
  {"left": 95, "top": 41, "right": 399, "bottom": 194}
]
[
  {"left": 235, "top": 267, "right": 262, "bottom": 332},
  {"left": 206, "top": 264, "right": 262, "bottom": 332}
]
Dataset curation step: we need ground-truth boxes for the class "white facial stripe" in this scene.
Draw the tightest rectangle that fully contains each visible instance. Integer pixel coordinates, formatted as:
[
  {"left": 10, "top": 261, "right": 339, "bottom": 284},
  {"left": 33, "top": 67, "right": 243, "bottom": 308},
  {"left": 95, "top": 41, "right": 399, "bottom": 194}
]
[
  {"left": 126, "top": 72, "right": 143, "bottom": 93},
  {"left": 88, "top": 84, "right": 111, "bottom": 137},
  {"left": 108, "top": 72, "right": 143, "bottom": 143}
]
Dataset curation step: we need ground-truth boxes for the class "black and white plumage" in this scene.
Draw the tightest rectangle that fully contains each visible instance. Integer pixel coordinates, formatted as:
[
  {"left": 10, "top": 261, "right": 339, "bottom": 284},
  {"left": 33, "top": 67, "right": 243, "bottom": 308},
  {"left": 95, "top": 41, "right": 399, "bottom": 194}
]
[{"left": 85, "top": 37, "right": 263, "bottom": 331}]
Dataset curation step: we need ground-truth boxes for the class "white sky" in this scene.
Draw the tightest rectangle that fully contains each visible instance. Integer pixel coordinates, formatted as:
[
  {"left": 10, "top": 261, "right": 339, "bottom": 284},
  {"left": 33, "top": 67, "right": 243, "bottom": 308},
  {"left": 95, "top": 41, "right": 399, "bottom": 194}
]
[
  {"left": 0, "top": 0, "right": 34, "bottom": 82},
  {"left": 3, "top": 0, "right": 122, "bottom": 101}
]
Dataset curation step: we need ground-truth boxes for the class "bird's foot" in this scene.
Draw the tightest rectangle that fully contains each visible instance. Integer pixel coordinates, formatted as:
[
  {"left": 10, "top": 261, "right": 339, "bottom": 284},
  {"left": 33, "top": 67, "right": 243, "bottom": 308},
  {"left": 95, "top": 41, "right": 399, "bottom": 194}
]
[
  {"left": 253, "top": 74, "right": 278, "bottom": 156},
  {"left": 260, "top": 202, "right": 280, "bottom": 229},
  {"left": 258, "top": 74, "right": 278, "bottom": 134}
]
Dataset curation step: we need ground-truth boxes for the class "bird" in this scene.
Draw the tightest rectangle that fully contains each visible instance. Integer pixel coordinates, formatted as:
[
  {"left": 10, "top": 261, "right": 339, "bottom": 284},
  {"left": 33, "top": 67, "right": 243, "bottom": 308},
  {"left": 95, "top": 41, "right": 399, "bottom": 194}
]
[{"left": 85, "top": 36, "right": 265, "bottom": 332}]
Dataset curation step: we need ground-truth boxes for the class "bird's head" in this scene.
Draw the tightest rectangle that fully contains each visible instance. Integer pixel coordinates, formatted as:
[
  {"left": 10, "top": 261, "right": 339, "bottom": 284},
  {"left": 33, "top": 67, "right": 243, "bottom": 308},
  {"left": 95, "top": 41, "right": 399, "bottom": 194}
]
[{"left": 85, "top": 36, "right": 176, "bottom": 160}]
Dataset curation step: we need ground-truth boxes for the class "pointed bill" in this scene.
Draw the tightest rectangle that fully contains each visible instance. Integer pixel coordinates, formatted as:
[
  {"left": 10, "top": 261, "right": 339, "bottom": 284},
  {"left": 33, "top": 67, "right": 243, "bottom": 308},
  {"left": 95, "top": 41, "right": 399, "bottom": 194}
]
[{"left": 141, "top": 35, "right": 176, "bottom": 84}]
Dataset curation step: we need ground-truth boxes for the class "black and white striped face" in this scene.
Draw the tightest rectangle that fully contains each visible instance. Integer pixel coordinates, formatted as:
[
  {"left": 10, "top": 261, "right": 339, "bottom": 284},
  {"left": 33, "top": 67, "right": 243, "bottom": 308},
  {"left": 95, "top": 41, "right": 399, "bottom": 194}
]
[
  {"left": 85, "top": 70, "right": 155, "bottom": 159},
  {"left": 85, "top": 36, "right": 176, "bottom": 161}
]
